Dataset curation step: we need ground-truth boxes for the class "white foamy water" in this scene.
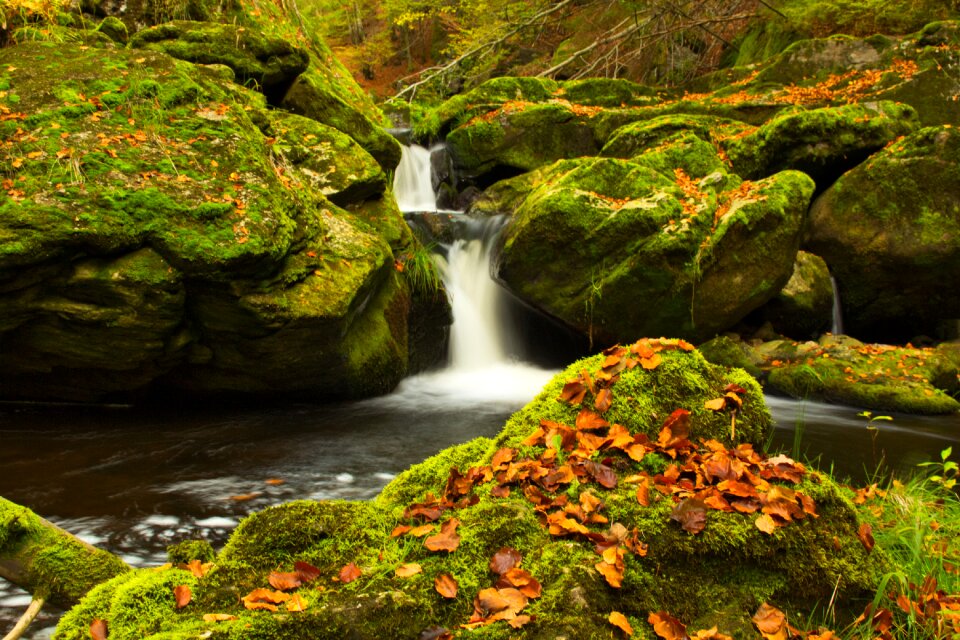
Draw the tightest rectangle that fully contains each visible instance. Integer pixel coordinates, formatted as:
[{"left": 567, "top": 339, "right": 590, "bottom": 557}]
[{"left": 393, "top": 144, "right": 441, "bottom": 212}]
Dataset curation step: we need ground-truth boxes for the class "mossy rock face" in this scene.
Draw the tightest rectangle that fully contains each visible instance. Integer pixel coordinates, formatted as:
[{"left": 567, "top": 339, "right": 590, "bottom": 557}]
[
  {"left": 805, "top": 126, "right": 960, "bottom": 342},
  {"left": 754, "top": 36, "right": 892, "bottom": 86},
  {"left": 0, "top": 42, "right": 411, "bottom": 401},
  {"left": 751, "top": 251, "right": 834, "bottom": 340},
  {"left": 558, "top": 77, "right": 658, "bottom": 107},
  {"left": 601, "top": 114, "right": 754, "bottom": 162},
  {"left": 496, "top": 156, "right": 814, "bottom": 344},
  {"left": 263, "top": 110, "right": 387, "bottom": 207},
  {"left": 762, "top": 337, "right": 960, "bottom": 415},
  {"left": 56, "top": 347, "right": 882, "bottom": 639},
  {"left": 697, "top": 334, "right": 765, "bottom": 378},
  {"left": 281, "top": 60, "right": 402, "bottom": 171},
  {"left": 726, "top": 101, "right": 920, "bottom": 184},
  {"left": 129, "top": 21, "right": 309, "bottom": 96}
]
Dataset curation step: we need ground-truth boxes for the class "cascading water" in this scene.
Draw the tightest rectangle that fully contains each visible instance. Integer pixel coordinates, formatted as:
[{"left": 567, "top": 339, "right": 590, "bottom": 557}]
[
  {"left": 829, "top": 275, "right": 844, "bottom": 335},
  {"left": 393, "top": 144, "right": 440, "bottom": 212}
]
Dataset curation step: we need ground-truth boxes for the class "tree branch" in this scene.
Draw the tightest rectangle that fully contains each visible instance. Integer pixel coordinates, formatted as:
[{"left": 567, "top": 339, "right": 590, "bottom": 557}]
[{"left": 3, "top": 596, "right": 44, "bottom": 640}]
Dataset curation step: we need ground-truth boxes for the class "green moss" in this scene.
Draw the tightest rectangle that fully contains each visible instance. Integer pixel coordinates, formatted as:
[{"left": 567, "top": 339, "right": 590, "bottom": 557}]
[{"left": 167, "top": 540, "right": 216, "bottom": 564}]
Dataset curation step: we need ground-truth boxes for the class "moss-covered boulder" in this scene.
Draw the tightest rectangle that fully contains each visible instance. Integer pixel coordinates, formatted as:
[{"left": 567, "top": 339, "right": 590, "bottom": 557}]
[
  {"left": 0, "top": 42, "right": 429, "bottom": 402},
  {"left": 53, "top": 344, "right": 884, "bottom": 639},
  {"left": 129, "top": 21, "right": 309, "bottom": 98},
  {"left": 495, "top": 156, "right": 815, "bottom": 345},
  {"left": 805, "top": 126, "right": 960, "bottom": 342},
  {"left": 600, "top": 114, "right": 753, "bottom": 163},
  {"left": 763, "top": 336, "right": 960, "bottom": 415},
  {"left": 751, "top": 251, "right": 834, "bottom": 340},
  {"left": 726, "top": 101, "right": 920, "bottom": 184}
]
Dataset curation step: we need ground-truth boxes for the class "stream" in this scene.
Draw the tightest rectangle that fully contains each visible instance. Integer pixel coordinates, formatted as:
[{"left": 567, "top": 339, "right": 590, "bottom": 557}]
[{"left": 1, "top": 144, "right": 958, "bottom": 638}]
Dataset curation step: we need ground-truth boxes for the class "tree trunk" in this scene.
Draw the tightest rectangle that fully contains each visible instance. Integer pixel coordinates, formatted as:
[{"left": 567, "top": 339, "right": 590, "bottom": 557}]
[{"left": 0, "top": 497, "right": 130, "bottom": 609}]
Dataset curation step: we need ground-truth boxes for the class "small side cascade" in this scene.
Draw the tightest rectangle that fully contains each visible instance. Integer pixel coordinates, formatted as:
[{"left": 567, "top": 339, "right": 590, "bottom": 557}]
[
  {"left": 394, "top": 144, "right": 441, "bottom": 212},
  {"left": 830, "top": 275, "right": 844, "bottom": 335}
]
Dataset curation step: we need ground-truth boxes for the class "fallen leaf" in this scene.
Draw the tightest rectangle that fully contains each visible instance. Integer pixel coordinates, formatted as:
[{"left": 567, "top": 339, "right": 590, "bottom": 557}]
[
  {"left": 396, "top": 563, "right": 422, "bottom": 578},
  {"left": 285, "top": 593, "right": 308, "bottom": 612},
  {"left": 595, "top": 388, "right": 613, "bottom": 412},
  {"left": 90, "top": 618, "right": 108, "bottom": 640},
  {"left": 242, "top": 589, "right": 289, "bottom": 611},
  {"left": 202, "top": 613, "right": 237, "bottom": 622},
  {"left": 269, "top": 571, "right": 302, "bottom": 591},
  {"left": 755, "top": 513, "right": 778, "bottom": 534},
  {"left": 595, "top": 559, "right": 624, "bottom": 588},
  {"left": 173, "top": 584, "right": 191, "bottom": 609},
  {"left": 704, "top": 397, "right": 727, "bottom": 411},
  {"left": 857, "top": 523, "right": 875, "bottom": 552},
  {"left": 434, "top": 572, "right": 458, "bottom": 598},
  {"left": 489, "top": 548, "right": 522, "bottom": 575},
  {"left": 609, "top": 611, "right": 634, "bottom": 635},
  {"left": 752, "top": 602, "right": 788, "bottom": 640},
  {"left": 294, "top": 561, "right": 321, "bottom": 583},
  {"left": 424, "top": 518, "right": 461, "bottom": 552},
  {"left": 671, "top": 498, "right": 707, "bottom": 534},
  {"left": 648, "top": 611, "right": 687, "bottom": 639},
  {"left": 339, "top": 563, "right": 362, "bottom": 584}
]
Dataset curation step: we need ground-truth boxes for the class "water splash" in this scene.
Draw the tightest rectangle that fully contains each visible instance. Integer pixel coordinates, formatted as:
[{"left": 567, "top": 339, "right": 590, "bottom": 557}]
[
  {"left": 830, "top": 275, "right": 844, "bottom": 335},
  {"left": 393, "top": 144, "right": 440, "bottom": 212}
]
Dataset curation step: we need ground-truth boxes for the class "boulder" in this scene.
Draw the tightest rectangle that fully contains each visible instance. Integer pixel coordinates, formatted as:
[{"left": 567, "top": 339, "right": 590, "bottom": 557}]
[
  {"left": 750, "top": 251, "right": 834, "bottom": 340},
  {"left": 805, "top": 126, "right": 960, "bottom": 342},
  {"left": 0, "top": 42, "right": 425, "bottom": 402},
  {"left": 496, "top": 155, "right": 814, "bottom": 345},
  {"left": 130, "top": 21, "right": 309, "bottom": 99},
  {"left": 53, "top": 344, "right": 882, "bottom": 639}
]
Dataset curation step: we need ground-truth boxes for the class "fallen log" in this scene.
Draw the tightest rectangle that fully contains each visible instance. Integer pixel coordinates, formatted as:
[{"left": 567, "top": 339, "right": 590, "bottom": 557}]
[{"left": 0, "top": 497, "right": 130, "bottom": 610}]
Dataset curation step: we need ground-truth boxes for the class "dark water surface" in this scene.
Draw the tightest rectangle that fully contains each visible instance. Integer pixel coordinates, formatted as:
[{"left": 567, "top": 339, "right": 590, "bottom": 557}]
[{"left": 1, "top": 384, "right": 957, "bottom": 637}]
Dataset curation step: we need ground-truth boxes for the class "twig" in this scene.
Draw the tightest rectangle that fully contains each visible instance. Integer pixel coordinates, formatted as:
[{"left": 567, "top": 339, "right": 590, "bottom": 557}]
[
  {"left": 3, "top": 596, "right": 45, "bottom": 640},
  {"left": 756, "top": 0, "right": 788, "bottom": 19}
]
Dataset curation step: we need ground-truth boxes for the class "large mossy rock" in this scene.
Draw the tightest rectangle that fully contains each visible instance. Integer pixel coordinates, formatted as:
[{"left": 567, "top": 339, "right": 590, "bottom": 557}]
[
  {"left": 496, "top": 155, "right": 815, "bottom": 345},
  {"left": 0, "top": 42, "right": 428, "bottom": 402},
  {"left": 805, "top": 126, "right": 960, "bottom": 342},
  {"left": 750, "top": 251, "right": 835, "bottom": 340},
  {"left": 54, "top": 344, "right": 882, "bottom": 639},
  {"left": 129, "top": 20, "right": 309, "bottom": 98}
]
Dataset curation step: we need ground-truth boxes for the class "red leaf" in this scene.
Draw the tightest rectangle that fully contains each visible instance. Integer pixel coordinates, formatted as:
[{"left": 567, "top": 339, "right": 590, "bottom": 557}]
[
  {"left": 339, "top": 563, "right": 362, "bottom": 584},
  {"left": 434, "top": 572, "right": 458, "bottom": 599},
  {"left": 559, "top": 380, "right": 587, "bottom": 405},
  {"left": 424, "top": 518, "right": 461, "bottom": 552},
  {"left": 90, "top": 619, "right": 108, "bottom": 640},
  {"left": 857, "top": 523, "right": 875, "bottom": 552},
  {"left": 173, "top": 584, "right": 191, "bottom": 609},
  {"left": 489, "top": 548, "right": 522, "bottom": 575},
  {"left": 584, "top": 460, "right": 618, "bottom": 489}
]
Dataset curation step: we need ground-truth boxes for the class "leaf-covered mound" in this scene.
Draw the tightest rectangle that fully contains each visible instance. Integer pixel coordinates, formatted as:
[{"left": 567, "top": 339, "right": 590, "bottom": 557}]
[{"left": 54, "top": 342, "right": 883, "bottom": 639}]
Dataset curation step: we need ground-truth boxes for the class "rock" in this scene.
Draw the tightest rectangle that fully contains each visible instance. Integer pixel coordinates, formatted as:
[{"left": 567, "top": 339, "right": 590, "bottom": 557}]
[
  {"left": 96, "top": 16, "right": 128, "bottom": 43},
  {"left": 0, "top": 42, "right": 420, "bottom": 402},
  {"left": 496, "top": 155, "right": 814, "bottom": 344},
  {"left": 765, "top": 340, "right": 960, "bottom": 415},
  {"left": 601, "top": 114, "right": 752, "bottom": 162},
  {"left": 53, "top": 345, "right": 882, "bottom": 638},
  {"left": 697, "top": 334, "right": 765, "bottom": 377},
  {"left": 263, "top": 111, "right": 387, "bottom": 208},
  {"left": 750, "top": 251, "right": 834, "bottom": 339},
  {"left": 129, "top": 21, "right": 309, "bottom": 99},
  {"left": 753, "top": 35, "right": 893, "bottom": 85},
  {"left": 805, "top": 126, "right": 960, "bottom": 342},
  {"left": 726, "top": 101, "right": 920, "bottom": 185}
]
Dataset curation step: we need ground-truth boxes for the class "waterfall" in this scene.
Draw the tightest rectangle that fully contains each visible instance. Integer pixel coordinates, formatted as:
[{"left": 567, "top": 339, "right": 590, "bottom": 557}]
[
  {"left": 830, "top": 275, "right": 844, "bottom": 335},
  {"left": 393, "top": 144, "right": 440, "bottom": 212}
]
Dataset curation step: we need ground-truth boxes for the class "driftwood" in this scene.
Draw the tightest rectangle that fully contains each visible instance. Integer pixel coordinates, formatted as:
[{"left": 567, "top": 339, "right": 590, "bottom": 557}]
[{"left": 0, "top": 497, "right": 130, "bottom": 611}]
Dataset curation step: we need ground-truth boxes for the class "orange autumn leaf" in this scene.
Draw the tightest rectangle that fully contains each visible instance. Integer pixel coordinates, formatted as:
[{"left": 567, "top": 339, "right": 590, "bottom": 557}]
[
  {"left": 242, "top": 588, "right": 289, "bottom": 612},
  {"left": 752, "top": 603, "right": 788, "bottom": 640},
  {"left": 755, "top": 513, "right": 778, "bottom": 534},
  {"left": 202, "top": 613, "right": 237, "bottom": 622},
  {"left": 857, "top": 523, "right": 875, "bottom": 552},
  {"left": 268, "top": 571, "right": 302, "bottom": 591},
  {"left": 595, "top": 388, "right": 613, "bottom": 412},
  {"left": 409, "top": 524, "right": 435, "bottom": 537},
  {"left": 670, "top": 498, "right": 707, "bottom": 534},
  {"left": 339, "top": 562, "right": 362, "bottom": 584},
  {"left": 285, "top": 593, "right": 308, "bottom": 612},
  {"left": 173, "top": 584, "right": 191, "bottom": 609},
  {"left": 391, "top": 524, "right": 412, "bottom": 537},
  {"left": 609, "top": 611, "right": 634, "bottom": 636},
  {"left": 183, "top": 559, "right": 213, "bottom": 578},
  {"left": 498, "top": 568, "right": 542, "bottom": 599},
  {"left": 434, "top": 572, "right": 458, "bottom": 599},
  {"left": 640, "top": 353, "right": 662, "bottom": 370},
  {"left": 425, "top": 518, "right": 461, "bottom": 552},
  {"left": 294, "top": 561, "right": 321, "bottom": 583},
  {"left": 595, "top": 559, "right": 624, "bottom": 588},
  {"left": 90, "top": 619, "right": 108, "bottom": 640},
  {"left": 489, "top": 547, "right": 522, "bottom": 575},
  {"left": 704, "top": 397, "right": 727, "bottom": 411},
  {"left": 396, "top": 563, "right": 422, "bottom": 578},
  {"left": 648, "top": 611, "right": 687, "bottom": 639}
]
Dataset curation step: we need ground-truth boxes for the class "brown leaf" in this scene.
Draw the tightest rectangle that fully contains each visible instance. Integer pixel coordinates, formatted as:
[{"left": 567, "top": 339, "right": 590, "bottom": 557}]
[
  {"left": 584, "top": 460, "right": 618, "bottom": 489},
  {"left": 857, "top": 523, "right": 875, "bottom": 552},
  {"left": 434, "top": 572, "right": 458, "bottom": 599},
  {"left": 508, "top": 614, "right": 532, "bottom": 628},
  {"left": 576, "top": 408, "right": 609, "bottom": 431},
  {"left": 242, "top": 589, "right": 290, "bottom": 611},
  {"left": 425, "top": 518, "right": 461, "bottom": 552},
  {"left": 671, "top": 498, "right": 707, "bottom": 534},
  {"left": 595, "top": 388, "right": 613, "bottom": 412},
  {"left": 559, "top": 379, "right": 587, "bottom": 405},
  {"left": 285, "top": 593, "right": 308, "bottom": 612},
  {"left": 636, "top": 479, "right": 651, "bottom": 507},
  {"left": 339, "top": 562, "right": 362, "bottom": 584},
  {"left": 752, "top": 602, "right": 788, "bottom": 640},
  {"left": 396, "top": 563, "right": 422, "bottom": 578},
  {"left": 269, "top": 571, "right": 302, "bottom": 591},
  {"left": 294, "top": 561, "right": 321, "bottom": 583},
  {"left": 391, "top": 524, "right": 412, "bottom": 537},
  {"left": 609, "top": 611, "right": 634, "bottom": 636},
  {"left": 90, "top": 619, "right": 108, "bottom": 640},
  {"left": 490, "top": 447, "right": 515, "bottom": 470},
  {"left": 648, "top": 611, "right": 687, "bottom": 639},
  {"left": 202, "top": 613, "right": 238, "bottom": 622},
  {"left": 595, "top": 559, "right": 624, "bottom": 588},
  {"left": 489, "top": 547, "right": 523, "bottom": 575},
  {"left": 704, "top": 397, "right": 727, "bottom": 411},
  {"left": 173, "top": 584, "right": 191, "bottom": 609},
  {"left": 498, "top": 568, "right": 542, "bottom": 599},
  {"left": 640, "top": 353, "right": 662, "bottom": 370},
  {"left": 658, "top": 409, "right": 691, "bottom": 447}
]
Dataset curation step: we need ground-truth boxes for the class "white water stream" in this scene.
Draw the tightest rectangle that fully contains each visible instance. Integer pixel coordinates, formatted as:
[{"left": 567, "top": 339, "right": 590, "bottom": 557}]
[
  {"left": 393, "top": 144, "right": 442, "bottom": 212},
  {"left": 829, "top": 275, "right": 844, "bottom": 335}
]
